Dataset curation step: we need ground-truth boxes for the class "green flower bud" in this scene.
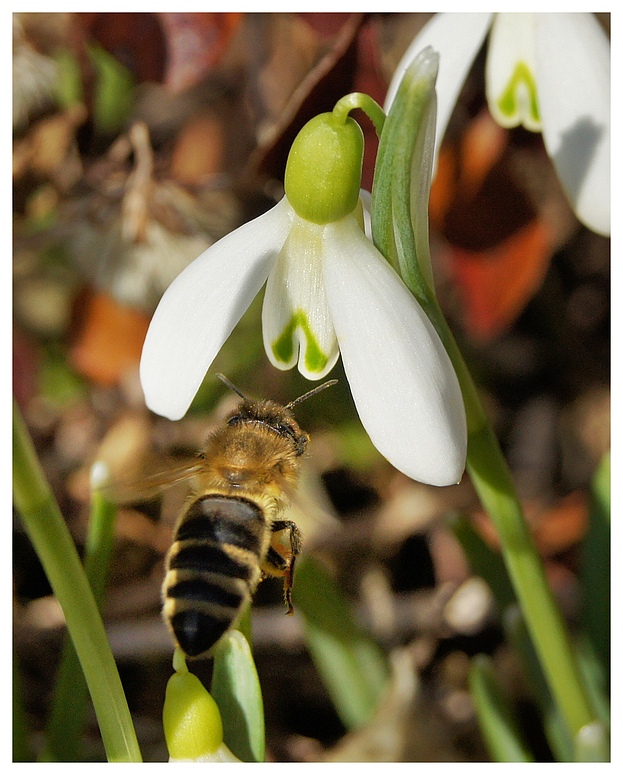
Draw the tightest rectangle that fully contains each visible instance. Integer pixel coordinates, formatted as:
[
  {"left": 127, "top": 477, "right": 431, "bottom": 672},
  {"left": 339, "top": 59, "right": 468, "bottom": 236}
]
[
  {"left": 285, "top": 112, "right": 364, "bottom": 225},
  {"left": 163, "top": 651, "right": 224, "bottom": 760}
]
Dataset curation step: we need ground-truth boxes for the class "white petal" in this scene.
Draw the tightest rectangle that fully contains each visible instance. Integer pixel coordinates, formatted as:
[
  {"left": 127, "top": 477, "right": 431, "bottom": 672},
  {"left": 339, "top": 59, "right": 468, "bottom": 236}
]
[
  {"left": 262, "top": 215, "right": 339, "bottom": 380},
  {"left": 384, "top": 13, "right": 493, "bottom": 162},
  {"left": 535, "top": 13, "right": 610, "bottom": 236},
  {"left": 486, "top": 14, "right": 541, "bottom": 131},
  {"left": 140, "top": 198, "right": 293, "bottom": 419},
  {"left": 322, "top": 218, "right": 467, "bottom": 486}
]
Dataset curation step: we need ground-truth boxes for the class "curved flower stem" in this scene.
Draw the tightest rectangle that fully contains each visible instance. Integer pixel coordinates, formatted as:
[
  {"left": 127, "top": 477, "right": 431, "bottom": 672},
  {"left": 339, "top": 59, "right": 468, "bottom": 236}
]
[
  {"left": 41, "top": 463, "right": 118, "bottom": 761},
  {"left": 12, "top": 401, "right": 142, "bottom": 762},
  {"left": 332, "top": 92, "right": 386, "bottom": 137},
  {"left": 422, "top": 297, "right": 596, "bottom": 741},
  {"left": 371, "top": 45, "right": 597, "bottom": 744}
]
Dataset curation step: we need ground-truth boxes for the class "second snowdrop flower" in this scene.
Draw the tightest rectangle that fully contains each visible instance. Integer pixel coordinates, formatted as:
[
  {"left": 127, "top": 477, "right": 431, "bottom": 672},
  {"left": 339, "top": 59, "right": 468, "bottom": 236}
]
[{"left": 386, "top": 13, "right": 610, "bottom": 237}]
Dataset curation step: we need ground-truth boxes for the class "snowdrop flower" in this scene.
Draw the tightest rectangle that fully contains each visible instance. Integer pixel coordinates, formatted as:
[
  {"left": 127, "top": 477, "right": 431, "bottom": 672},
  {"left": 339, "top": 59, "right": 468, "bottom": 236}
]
[
  {"left": 386, "top": 13, "right": 610, "bottom": 236},
  {"left": 140, "top": 87, "right": 467, "bottom": 486}
]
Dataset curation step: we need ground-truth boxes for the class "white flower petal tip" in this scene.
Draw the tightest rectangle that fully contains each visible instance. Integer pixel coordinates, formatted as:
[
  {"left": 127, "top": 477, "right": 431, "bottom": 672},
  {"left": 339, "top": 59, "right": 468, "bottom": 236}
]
[
  {"left": 535, "top": 13, "right": 610, "bottom": 237},
  {"left": 262, "top": 214, "right": 339, "bottom": 380},
  {"left": 265, "top": 309, "right": 339, "bottom": 380},
  {"left": 323, "top": 219, "right": 467, "bottom": 487},
  {"left": 387, "top": 12, "right": 609, "bottom": 237},
  {"left": 139, "top": 199, "right": 293, "bottom": 420},
  {"left": 385, "top": 12, "right": 493, "bottom": 158},
  {"left": 486, "top": 14, "right": 541, "bottom": 132}
]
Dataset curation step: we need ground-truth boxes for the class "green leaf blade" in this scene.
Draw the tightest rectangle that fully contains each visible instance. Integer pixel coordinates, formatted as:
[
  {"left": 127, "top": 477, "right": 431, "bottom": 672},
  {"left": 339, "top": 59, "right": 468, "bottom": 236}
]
[
  {"left": 469, "top": 654, "right": 534, "bottom": 762},
  {"left": 211, "top": 630, "right": 265, "bottom": 762},
  {"left": 294, "top": 556, "right": 389, "bottom": 730}
]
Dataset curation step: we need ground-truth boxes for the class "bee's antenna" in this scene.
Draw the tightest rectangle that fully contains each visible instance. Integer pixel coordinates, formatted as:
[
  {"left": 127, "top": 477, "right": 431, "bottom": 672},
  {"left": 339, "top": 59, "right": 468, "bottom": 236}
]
[
  {"left": 216, "top": 373, "right": 248, "bottom": 401},
  {"left": 286, "top": 379, "right": 338, "bottom": 410}
]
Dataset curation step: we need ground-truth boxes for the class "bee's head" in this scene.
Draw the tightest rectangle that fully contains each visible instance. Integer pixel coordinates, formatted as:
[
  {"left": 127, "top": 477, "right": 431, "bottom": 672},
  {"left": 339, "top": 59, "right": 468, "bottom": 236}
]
[
  {"left": 217, "top": 374, "right": 337, "bottom": 458},
  {"left": 227, "top": 400, "right": 309, "bottom": 457}
]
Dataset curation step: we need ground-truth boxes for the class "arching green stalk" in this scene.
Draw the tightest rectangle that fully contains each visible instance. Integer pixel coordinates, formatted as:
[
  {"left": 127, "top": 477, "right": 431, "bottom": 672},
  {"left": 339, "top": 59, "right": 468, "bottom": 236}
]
[
  {"left": 13, "top": 401, "right": 142, "bottom": 762},
  {"left": 371, "top": 46, "right": 599, "bottom": 750}
]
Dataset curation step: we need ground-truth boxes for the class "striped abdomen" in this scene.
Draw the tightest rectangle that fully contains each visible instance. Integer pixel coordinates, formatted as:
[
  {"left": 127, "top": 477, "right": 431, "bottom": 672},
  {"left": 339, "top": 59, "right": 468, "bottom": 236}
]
[{"left": 163, "top": 495, "right": 266, "bottom": 657}]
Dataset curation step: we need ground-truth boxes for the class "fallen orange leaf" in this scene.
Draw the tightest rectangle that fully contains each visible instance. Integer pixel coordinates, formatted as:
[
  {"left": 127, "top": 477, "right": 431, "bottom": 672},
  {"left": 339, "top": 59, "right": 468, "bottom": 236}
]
[
  {"left": 169, "top": 113, "right": 226, "bottom": 184},
  {"left": 70, "top": 289, "right": 150, "bottom": 386},
  {"left": 158, "top": 12, "right": 244, "bottom": 93},
  {"left": 471, "top": 490, "right": 588, "bottom": 558},
  {"left": 450, "top": 218, "right": 553, "bottom": 341},
  {"left": 430, "top": 109, "right": 556, "bottom": 340},
  {"left": 531, "top": 490, "right": 589, "bottom": 556}
]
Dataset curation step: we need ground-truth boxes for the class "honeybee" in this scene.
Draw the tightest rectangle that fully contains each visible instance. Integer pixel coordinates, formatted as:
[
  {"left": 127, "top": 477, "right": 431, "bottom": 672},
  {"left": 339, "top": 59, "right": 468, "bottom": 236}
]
[{"left": 119, "top": 374, "right": 336, "bottom": 659}]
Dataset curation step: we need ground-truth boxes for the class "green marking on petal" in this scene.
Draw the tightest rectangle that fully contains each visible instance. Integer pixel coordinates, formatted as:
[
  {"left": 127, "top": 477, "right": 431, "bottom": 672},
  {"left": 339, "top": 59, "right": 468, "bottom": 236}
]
[
  {"left": 497, "top": 61, "right": 540, "bottom": 130},
  {"left": 271, "top": 310, "right": 329, "bottom": 374}
]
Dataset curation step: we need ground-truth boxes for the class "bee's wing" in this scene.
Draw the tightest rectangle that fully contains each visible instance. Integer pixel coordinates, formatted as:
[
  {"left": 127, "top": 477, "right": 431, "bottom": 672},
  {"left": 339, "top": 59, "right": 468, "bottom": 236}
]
[{"left": 101, "top": 460, "right": 205, "bottom": 505}]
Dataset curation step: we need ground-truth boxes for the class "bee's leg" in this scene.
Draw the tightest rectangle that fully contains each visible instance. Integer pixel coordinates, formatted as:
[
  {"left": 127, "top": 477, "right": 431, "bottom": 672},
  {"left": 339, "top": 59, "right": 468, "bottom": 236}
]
[
  {"left": 271, "top": 520, "right": 302, "bottom": 555},
  {"left": 266, "top": 520, "right": 302, "bottom": 615}
]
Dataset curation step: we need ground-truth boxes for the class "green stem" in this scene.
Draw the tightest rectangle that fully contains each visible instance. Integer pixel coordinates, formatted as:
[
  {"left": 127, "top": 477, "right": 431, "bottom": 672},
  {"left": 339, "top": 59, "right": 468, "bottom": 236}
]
[
  {"left": 41, "top": 464, "right": 119, "bottom": 761},
  {"left": 423, "top": 301, "right": 595, "bottom": 738},
  {"left": 333, "top": 92, "right": 386, "bottom": 137},
  {"left": 469, "top": 654, "right": 534, "bottom": 762},
  {"left": 13, "top": 401, "right": 142, "bottom": 762},
  {"left": 504, "top": 606, "right": 574, "bottom": 762},
  {"left": 371, "top": 42, "right": 596, "bottom": 750},
  {"left": 582, "top": 452, "right": 610, "bottom": 685}
]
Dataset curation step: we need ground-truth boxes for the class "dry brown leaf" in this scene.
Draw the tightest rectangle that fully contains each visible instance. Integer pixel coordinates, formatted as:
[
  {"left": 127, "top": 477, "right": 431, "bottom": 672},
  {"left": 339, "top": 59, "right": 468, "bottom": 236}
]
[
  {"left": 158, "top": 13, "right": 243, "bottom": 94},
  {"left": 168, "top": 114, "right": 226, "bottom": 184},
  {"left": 59, "top": 122, "right": 239, "bottom": 311},
  {"left": 248, "top": 13, "right": 365, "bottom": 182},
  {"left": 13, "top": 104, "right": 87, "bottom": 189},
  {"left": 251, "top": 14, "right": 321, "bottom": 142}
]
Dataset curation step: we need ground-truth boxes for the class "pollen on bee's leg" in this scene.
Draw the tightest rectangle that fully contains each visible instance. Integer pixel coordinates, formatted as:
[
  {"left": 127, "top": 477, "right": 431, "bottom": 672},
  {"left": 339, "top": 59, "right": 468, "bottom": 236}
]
[{"left": 283, "top": 556, "right": 296, "bottom": 615}]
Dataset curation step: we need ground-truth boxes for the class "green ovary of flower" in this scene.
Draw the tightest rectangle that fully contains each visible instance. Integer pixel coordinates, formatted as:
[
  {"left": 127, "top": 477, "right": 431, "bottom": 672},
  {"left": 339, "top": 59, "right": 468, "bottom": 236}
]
[
  {"left": 284, "top": 113, "right": 364, "bottom": 225},
  {"left": 497, "top": 61, "right": 540, "bottom": 129},
  {"left": 272, "top": 309, "right": 329, "bottom": 374},
  {"left": 163, "top": 668, "right": 223, "bottom": 759}
]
